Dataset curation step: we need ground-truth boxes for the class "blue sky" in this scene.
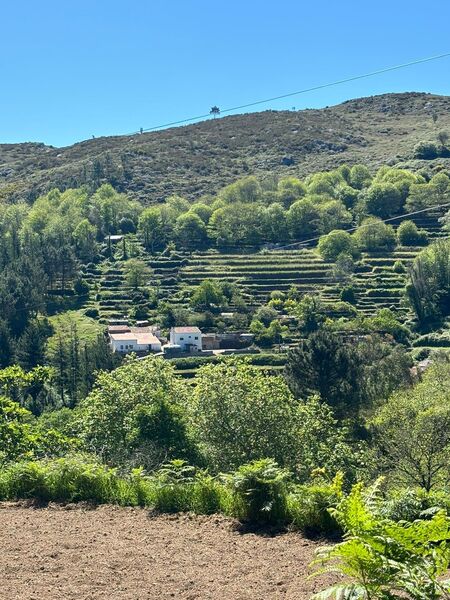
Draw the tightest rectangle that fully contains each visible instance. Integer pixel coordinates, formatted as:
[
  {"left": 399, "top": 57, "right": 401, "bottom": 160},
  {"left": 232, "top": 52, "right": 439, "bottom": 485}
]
[{"left": 1, "top": 0, "right": 450, "bottom": 147}]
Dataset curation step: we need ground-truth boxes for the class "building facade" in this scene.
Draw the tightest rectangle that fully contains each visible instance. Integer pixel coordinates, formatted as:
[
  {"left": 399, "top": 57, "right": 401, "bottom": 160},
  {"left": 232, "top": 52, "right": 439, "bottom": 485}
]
[{"left": 169, "top": 327, "right": 202, "bottom": 352}]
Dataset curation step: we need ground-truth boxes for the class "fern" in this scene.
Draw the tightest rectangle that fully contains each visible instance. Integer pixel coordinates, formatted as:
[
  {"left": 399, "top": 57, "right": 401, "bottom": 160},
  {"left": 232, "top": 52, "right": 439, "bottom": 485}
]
[{"left": 311, "top": 482, "right": 450, "bottom": 599}]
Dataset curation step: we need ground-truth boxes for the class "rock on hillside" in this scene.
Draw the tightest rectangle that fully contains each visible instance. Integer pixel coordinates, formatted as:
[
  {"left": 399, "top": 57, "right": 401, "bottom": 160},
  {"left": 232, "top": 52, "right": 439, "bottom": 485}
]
[{"left": 1, "top": 92, "right": 450, "bottom": 204}]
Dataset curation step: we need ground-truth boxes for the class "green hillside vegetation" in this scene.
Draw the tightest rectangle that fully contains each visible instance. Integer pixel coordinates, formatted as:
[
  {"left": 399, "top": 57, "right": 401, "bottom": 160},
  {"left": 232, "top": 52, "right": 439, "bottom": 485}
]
[
  {"left": 1, "top": 93, "right": 450, "bottom": 204},
  {"left": 1, "top": 99, "right": 450, "bottom": 597}
]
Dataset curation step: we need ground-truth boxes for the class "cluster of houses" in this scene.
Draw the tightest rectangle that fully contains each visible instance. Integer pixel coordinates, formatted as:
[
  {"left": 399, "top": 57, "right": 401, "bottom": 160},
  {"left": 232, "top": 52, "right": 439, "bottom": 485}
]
[{"left": 107, "top": 322, "right": 254, "bottom": 358}]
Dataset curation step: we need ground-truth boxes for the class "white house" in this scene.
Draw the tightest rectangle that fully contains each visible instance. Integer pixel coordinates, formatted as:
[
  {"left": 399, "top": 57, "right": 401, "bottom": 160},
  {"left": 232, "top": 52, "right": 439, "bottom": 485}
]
[
  {"left": 169, "top": 327, "right": 202, "bottom": 352},
  {"left": 109, "top": 331, "right": 162, "bottom": 354}
]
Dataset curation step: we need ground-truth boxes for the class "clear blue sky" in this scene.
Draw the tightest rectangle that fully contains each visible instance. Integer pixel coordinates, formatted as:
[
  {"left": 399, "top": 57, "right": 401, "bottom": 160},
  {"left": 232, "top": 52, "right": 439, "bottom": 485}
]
[{"left": 1, "top": 0, "right": 450, "bottom": 147}]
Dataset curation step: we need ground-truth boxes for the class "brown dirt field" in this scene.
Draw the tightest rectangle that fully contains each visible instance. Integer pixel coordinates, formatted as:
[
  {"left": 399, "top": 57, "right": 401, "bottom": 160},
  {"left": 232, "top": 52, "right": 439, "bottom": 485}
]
[{"left": 0, "top": 502, "right": 339, "bottom": 600}]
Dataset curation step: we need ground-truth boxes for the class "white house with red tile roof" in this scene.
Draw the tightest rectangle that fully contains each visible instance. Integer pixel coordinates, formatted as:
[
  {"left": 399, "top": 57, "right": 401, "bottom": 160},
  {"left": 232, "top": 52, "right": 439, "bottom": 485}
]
[
  {"left": 169, "top": 327, "right": 202, "bottom": 352},
  {"left": 109, "top": 331, "right": 162, "bottom": 354}
]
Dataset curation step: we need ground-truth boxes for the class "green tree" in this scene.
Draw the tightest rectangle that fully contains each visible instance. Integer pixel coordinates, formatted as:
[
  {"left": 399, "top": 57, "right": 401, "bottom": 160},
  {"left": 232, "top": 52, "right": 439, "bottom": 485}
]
[
  {"left": 354, "top": 217, "right": 396, "bottom": 252},
  {"left": 397, "top": 220, "right": 428, "bottom": 246},
  {"left": 138, "top": 207, "right": 166, "bottom": 252},
  {"left": 73, "top": 219, "right": 98, "bottom": 262},
  {"left": 123, "top": 259, "right": 152, "bottom": 290},
  {"left": 76, "top": 357, "right": 190, "bottom": 468},
  {"left": 318, "top": 230, "right": 360, "bottom": 261},
  {"left": 363, "top": 183, "right": 402, "bottom": 217},
  {"left": 285, "top": 331, "right": 411, "bottom": 418},
  {"left": 286, "top": 199, "right": 320, "bottom": 239},
  {"left": 189, "top": 359, "right": 355, "bottom": 477},
  {"left": 174, "top": 212, "right": 208, "bottom": 248},
  {"left": 190, "top": 279, "right": 225, "bottom": 311},
  {"left": 371, "top": 361, "right": 450, "bottom": 491},
  {"left": 406, "top": 238, "right": 450, "bottom": 326},
  {"left": 349, "top": 164, "right": 372, "bottom": 190}
]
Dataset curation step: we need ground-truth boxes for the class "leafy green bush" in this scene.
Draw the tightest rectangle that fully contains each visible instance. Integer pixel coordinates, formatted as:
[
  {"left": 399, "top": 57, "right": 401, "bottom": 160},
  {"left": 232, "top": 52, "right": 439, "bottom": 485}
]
[
  {"left": 340, "top": 285, "right": 356, "bottom": 304},
  {"left": 150, "top": 460, "right": 223, "bottom": 514},
  {"left": 312, "top": 481, "right": 450, "bottom": 599},
  {"left": 2, "top": 461, "right": 50, "bottom": 501},
  {"left": 378, "top": 488, "right": 450, "bottom": 522},
  {"left": 397, "top": 220, "right": 428, "bottom": 246},
  {"left": 287, "top": 472, "right": 343, "bottom": 534},
  {"left": 227, "top": 459, "right": 289, "bottom": 525},
  {"left": 414, "top": 140, "right": 439, "bottom": 159}
]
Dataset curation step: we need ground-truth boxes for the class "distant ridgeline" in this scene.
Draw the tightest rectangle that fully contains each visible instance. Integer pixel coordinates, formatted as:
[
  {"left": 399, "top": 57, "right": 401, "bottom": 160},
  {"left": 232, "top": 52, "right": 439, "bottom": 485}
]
[{"left": 1, "top": 92, "right": 450, "bottom": 204}]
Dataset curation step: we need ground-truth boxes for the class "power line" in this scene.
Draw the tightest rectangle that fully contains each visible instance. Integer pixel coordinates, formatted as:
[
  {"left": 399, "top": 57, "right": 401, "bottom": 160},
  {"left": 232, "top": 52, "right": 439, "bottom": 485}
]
[
  {"left": 124, "top": 51, "right": 450, "bottom": 136},
  {"left": 273, "top": 202, "right": 450, "bottom": 251}
]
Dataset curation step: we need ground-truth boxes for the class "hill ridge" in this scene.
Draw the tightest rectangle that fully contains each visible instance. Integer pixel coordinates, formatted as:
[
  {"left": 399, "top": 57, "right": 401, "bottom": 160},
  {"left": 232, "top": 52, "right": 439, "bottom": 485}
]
[{"left": 1, "top": 92, "right": 450, "bottom": 203}]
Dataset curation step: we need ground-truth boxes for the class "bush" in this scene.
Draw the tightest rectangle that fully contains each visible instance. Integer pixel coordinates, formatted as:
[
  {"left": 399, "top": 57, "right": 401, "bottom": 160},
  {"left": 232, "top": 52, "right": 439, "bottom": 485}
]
[
  {"left": 354, "top": 217, "right": 396, "bottom": 252},
  {"left": 397, "top": 220, "right": 428, "bottom": 246},
  {"left": 393, "top": 260, "right": 406, "bottom": 273},
  {"left": 150, "top": 460, "right": 223, "bottom": 514},
  {"left": 73, "top": 278, "right": 90, "bottom": 296},
  {"left": 227, "top": 459, "right": 289, "bottom": 525},
  {"left": 414, "top": 141, "right": 439, "bottom": 159},
  {"left": 84, "top": 307, "right": 99, "bottom": 318},
  {"left": 340, "top": 286, "right": 357, "bottom": 304},
  {"left": 318, "top": 230, "right": 360, "bottom": 262},
  {"left": 378, "top": 488, "right": 450, "bottom": 522},
  {"left": 288, "top": 473, "right": 343, "bottom": 535}
]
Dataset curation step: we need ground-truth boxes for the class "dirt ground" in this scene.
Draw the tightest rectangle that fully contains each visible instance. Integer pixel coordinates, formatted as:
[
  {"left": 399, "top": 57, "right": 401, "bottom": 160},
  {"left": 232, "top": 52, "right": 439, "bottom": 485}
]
[{"left": 0, "top": 502, "right": 339, "bottom": 600}]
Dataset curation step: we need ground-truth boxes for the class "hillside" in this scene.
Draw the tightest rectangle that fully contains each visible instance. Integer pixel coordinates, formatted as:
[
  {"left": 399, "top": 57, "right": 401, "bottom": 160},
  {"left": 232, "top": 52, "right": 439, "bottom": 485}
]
[{"left": 2, "top": 92, "right": 450, "bottom": 203}]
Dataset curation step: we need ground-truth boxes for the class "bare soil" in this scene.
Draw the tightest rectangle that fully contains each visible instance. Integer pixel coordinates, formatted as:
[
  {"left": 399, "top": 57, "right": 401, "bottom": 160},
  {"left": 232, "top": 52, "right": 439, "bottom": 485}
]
[{"left": 0, "top": 502, "right": 338, "bottom": 600}]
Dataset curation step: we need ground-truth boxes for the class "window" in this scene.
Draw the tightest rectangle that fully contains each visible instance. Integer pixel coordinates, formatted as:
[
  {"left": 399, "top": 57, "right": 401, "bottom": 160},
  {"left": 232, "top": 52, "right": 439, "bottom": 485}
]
[
  {"left": 120, "top": 345, "right": 124, "bottom": 350},
  {"left": 194, "top": 336, "right": 198, "bottom": 340},
  {"left": 180, "top": 337, "right": 184, "bottom": 341}
]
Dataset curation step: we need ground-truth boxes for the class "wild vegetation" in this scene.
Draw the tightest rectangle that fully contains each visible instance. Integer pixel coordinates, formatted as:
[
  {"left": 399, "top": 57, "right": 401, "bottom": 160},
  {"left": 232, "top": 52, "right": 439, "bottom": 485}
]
[{"left": 1, "top": 98, "right": 450, "bottom": 598}]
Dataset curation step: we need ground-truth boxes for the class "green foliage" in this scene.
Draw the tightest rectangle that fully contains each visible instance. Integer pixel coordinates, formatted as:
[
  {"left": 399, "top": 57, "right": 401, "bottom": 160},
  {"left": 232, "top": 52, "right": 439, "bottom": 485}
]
[
  {"left": 288, "top": 472, "right": 343, "bottom": 534},
  {"left": 123, "top": 258, "right": 152, "bottom": 289},
  {"left": 76, "top": 357, "right": 191, "bottom": 469},
  {"left": 318, "top": 230, "right": 360, "bottom": 261},
  {"left": 150, "top": 460, "right": 223, "bottom": 514},
  {"left": 370, "top": 361, "right": 450, "bottom": 491},
  {"left": 406, "top": 239, "right": 450, "bottom": 326},
  {"left": 285, "top": 330, "right": 412, "bottom": 417},
  {"left": 393, "top": 259, "right": 406, "bottom": 273},
  {"left": 414, "top": 140, "right": 440, "bottom": 159},
  {"left": 397, "top": 220, "right": 428, "bottom": 246},
  {"left": 227, "top": 459, "right": 289, "bottom": 524},
  {"left": 311, "top": 482, "right": 450, "bottom": 599},
  {"left": 354, "top": 217, "right": 396, "bottom": 252},
  {"left": 190, "top": 279, "right": 226, "bottom": 310},
  {"left": 363, "top": 182, "right": 403, "bottom": 218}
]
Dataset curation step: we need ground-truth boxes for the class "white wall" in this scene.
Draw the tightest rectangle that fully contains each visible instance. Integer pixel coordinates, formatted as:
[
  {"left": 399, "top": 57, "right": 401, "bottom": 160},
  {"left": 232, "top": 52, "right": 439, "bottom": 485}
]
[
  {"left": 110, "top": 338, "right": 161, "bottom": 353},
  {"left": 169, "top": 331, "right": 202, "bottom": 351}
]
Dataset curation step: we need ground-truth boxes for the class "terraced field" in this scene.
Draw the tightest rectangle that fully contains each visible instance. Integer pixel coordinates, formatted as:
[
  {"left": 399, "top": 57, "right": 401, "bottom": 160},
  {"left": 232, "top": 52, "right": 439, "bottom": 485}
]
[{"left": 82, "top": 207, "right": 447, "bottom": 328}]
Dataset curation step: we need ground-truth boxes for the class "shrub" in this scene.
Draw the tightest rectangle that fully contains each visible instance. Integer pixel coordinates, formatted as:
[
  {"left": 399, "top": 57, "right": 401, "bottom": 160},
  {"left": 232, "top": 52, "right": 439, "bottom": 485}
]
[
  {"left": 150, "top": 460, "right": 223, "bottom": 514},
  {"left": 227, "top": 459, "right": 289, "bottom": 525},
  {"left": 354, "top": 217, "right": 396, "bottom": 252},
  {"left": 287, "top": 472, "right": 343, "bottom": 535},
  {"left": 84, "top": 307, "right": 99, "bottom": 318},
  {"left": 317, "top": 230, "right": 360, "bottom": 262},
  {"left": 312, "top": 482, "right": 450, "bottom": 599},
  {"left": 73, "top": 278, "right": 90, "bottom": 296},
  {"left": 393, "top": 260, "right": 406, "bottom": 273},
  {"left": 2, "top": 461, "right": 50, "bottom": 501},
  {"left": 414, "top": 140, "right": 439, "bottom": 159},
  {"left": 397, "top": 220, "right": 428, "bottom": 246},
  {"left": 340, "top": 286, "right": 357, "bottom": 304}
]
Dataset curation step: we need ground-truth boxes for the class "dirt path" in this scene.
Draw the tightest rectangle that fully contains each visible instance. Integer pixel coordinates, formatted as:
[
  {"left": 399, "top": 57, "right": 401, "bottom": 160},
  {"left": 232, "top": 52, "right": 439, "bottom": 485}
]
[{"left": 0, "top": 503, "right": 338, "bottom": 600}]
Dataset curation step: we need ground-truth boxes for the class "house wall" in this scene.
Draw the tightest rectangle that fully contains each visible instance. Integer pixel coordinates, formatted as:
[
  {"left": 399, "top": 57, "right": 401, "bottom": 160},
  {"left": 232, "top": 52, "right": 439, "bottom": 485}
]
[
  {"left": 169, "top": 331, "right": 202, "bottom": 351},
  {"left": 110, "top": 338, "right": 161, "bottom": 353}
]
